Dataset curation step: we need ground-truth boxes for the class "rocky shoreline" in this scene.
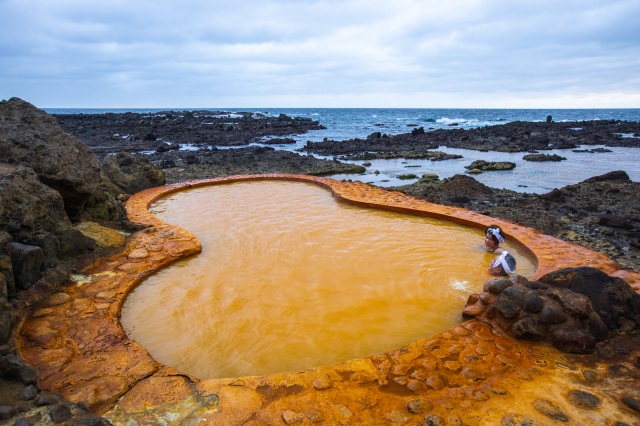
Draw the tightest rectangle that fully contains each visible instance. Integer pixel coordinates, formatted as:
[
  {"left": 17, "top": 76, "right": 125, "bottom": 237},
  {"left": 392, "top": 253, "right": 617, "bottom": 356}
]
[
  {"left": 30, "top": 101, "right": 640, "bottom": 278},
  {"left": 1, "top": 98, "right": 640, "bottom": 424}
]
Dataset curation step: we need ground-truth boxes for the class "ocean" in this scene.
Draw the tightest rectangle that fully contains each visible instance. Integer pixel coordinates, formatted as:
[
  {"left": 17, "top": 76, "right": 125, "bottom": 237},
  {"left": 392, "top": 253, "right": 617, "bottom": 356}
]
[{"left": 45, "top": 108, "right": 640, "bottom": 193}]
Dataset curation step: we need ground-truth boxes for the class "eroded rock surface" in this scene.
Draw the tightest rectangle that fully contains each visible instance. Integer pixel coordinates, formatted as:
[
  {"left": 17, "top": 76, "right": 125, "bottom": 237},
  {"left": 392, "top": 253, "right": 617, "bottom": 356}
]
[
  {"left": 0, "top": 98, "right": 101, "bottom": 218},
  {"left": 463, "top": 267, "right": 640, "bottom": 353}
]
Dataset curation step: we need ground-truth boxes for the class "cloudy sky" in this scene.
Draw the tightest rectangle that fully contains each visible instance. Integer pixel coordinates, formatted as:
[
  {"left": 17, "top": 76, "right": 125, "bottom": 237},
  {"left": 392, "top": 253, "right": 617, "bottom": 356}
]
[{"left": 1, "top": 0, "right": 639, "bottom": 108}]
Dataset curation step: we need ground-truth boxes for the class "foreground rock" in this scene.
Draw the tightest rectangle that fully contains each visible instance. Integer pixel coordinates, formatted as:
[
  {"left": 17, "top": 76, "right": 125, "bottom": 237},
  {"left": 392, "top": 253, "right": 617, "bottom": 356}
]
[
  {"left": 463, "top": 267, "right": 640, "bottom": 353},
  {"left": 0, "top": 98, "right": 101, "bottom": 218},
  {"left": 0, "top": 99, "right": 170, "bottom": 426}
]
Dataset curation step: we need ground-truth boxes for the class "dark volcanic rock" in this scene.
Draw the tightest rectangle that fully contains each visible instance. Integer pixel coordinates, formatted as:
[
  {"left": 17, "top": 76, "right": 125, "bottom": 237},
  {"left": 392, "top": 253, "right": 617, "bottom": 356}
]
[
  {"left": 538, "top": 267, "right": 640, "bottom": 333},
  {"left": 463, "top": 268, "right": 640, "bottom": 354},
  {"left": 0, "top": 98, "right": 101, "bottom": 218},
  {"left": 306, "top": 120, "right": 640, "bottom": 157},
  {"left": 465, "top": 160, "right": 516, "bottom": 172},
  {"left": 0, "top": 164, "right": 70, "bottom": 236},
  {"left": 54, "top": 110, "right": 325, "bottom": 154},
  {"left": 303, "top": 132, "right": 439, "bottom": 156},
  {"left": 7, "top": 242, "right": 44, "bottom": 290},
  {"left": 101, "top": 152, "right": 166, "bottom": 195},
  {"left": 523, "top": 153, "right": 566, "bottom": 162},
  {"left": 150, "top": 145, "right": 366, "bottom": 183}
]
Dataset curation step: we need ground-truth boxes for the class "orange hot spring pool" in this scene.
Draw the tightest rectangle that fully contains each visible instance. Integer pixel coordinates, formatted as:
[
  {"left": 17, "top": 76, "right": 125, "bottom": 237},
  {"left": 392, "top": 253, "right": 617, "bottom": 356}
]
[{"left": 120, "top": 180, "right": 536, "bottom": 379}]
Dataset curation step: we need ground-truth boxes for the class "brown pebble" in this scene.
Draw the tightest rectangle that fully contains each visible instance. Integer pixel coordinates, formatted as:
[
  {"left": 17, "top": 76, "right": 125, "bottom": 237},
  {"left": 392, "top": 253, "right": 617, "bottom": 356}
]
[
  {"left": 423, "top": 414, "right": 444, "bottom": 426},
  {"left": 490, "top": 386, "right": 508, "bottom": 395},
  {"left": 385, "top": 410, "right": 411, "bottom": 425},
  {"left": 312, "top": 377, "right": 332, "bottom": 390},
  {"left": 20, "top": 385, "right": 39, "bottom": 400},
  {"left": 426, "top": 376, "right": 444, "bottom": 390},
  {"left": 34, "top": 392, "right": 58, "bottom": 406},
  {"left": 533, "top": 399, "right": 569, "bottom": 422},
  {"left": 407, "top": 399, "right": 432, "bottom": 414},
  {"left": 621, "top": 397, "right": 640, "bottom": 413},
  {"left": 447, "top": 412, "right": 462, "bottom": 425},
  {"left": 567, "top": 390, "right": 602, "bottom": 409},
  {"left": 281, "top": 409, "right": 305, "bottom": 424},
  {"left": 479, "top": 291, "right": 493, "bottom": 304},
  {"left": 444, "top": 361, "right": 461, "bottom": 371},
  {"left": 501, "top": 413, "right": 536, "bottom": 425},
  {"left": 445, "top": 344, "right": 462, "bottom": 354},
  {"left": 581, "top": 369, "right": 599, "bottom": 383},
  {"left": 515, "top": 371, "right": 533, "bottom": 381},
  {"left": 475, "top": 345, "right": 490, "bottom": 356},
  {"left": 452, "top": 326, "right": 471, "bottom": 336},
  {"left": 0, "top": 405, "right": 17, "bottom": 420},
  {"left": 473, "top": 390, "right": 489, "bottom": 401},
  {"left": 463, "top": 368, "right": 486, "bottom": 381},
  {"left": 307, "top": 410, "right": 322, "bottom": 423},
  {"left": 407, "top": 379, "right": 428, "bottom": 393},
  {"left": 50, "top": 404, "right": 72, "bottom": 424},
  {"left": 608, "top": 364, "right": 634, "bottom": 378}
]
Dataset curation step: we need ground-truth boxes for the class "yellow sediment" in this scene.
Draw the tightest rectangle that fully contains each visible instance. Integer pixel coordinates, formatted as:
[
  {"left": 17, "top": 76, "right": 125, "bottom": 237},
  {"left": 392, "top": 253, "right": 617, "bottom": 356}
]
[{"left": 15, "top": 174, "right": 640, "bottom": 425}]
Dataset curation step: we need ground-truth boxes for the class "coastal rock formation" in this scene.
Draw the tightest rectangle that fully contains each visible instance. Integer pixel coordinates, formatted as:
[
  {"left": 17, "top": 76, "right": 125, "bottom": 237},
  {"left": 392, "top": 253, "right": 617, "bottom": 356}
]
[
  {"left": 102, "top": 152, "right": 166, "bottom": 195},
  {"left": 0, "top": 164, "right": 79, "bottom": 290},
  {"left": 522, "top": 153, "right": 567, "bottom": 162},
  {"left": 464, "top": 160, "right": 516, "bottom": 173},
  {"left": 303, "top": 131, "right": 439, "bottom": 156},
  {"left": 463, "top": 267, "right": 640, "bottom": 353},
  {"left": 54, "top": 110, "right": 326, "bottom": 154},
  {"left": 145, "top": 145, "right": 366, "bottom": 183},
  {"left": 0, "top": 98, "right": 101, "bottom": 218},
  {"left": 303, "top": 120, "right": 640, "bottom": 157},
  {"left": 0, "top": 99, "right": 169, "bottom": 425},
  {"left": 81, "top": 152, "right": 167, "bottom": 223}
]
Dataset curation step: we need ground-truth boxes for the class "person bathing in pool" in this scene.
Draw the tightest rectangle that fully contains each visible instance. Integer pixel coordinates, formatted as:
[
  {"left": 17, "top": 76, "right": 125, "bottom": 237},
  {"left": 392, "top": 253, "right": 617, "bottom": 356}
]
[
  {"left": 484, "top": 225, "right": 505, "bottom": 254},
  {"left": 484, "top": 225, "right": 517, "bottom": 276},
  {"left": 488, "top": 251, "right": 517, "bottom": 276}
]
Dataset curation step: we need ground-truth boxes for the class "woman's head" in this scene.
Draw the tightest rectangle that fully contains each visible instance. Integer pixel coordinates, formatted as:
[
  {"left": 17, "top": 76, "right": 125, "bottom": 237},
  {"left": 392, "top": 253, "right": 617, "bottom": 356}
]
[
  {"left": 489, "top": 252, "right": 516, "bottom": 276},
  {"left": 485, "top": 225, "right": 504, "bottom": 249}
]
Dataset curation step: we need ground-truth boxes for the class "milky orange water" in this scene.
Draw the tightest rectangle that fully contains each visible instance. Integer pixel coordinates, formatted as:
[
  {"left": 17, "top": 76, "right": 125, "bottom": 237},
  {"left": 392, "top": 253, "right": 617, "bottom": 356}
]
[{"left": 121, "top": 181, "right": 536, "bottom": 379}]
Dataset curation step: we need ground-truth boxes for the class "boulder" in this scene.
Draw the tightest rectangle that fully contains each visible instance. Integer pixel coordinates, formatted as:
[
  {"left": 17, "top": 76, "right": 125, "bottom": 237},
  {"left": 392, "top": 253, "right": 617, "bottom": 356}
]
[
  {"left": 81, "top": 153, "right": 165, "bottom": 223},
  {"left": 538, "top": 267, "right": 640, "bottom": 333},
  {"left": 0, "top": 294, "right": 15, "bottom": 345},
  {"left": 101, "top": 152, "right": 165, "bottom": 195},
  {"left": 0, "top": 164, "right": 70, "bottom": 237},
  {"left": 0, "top": 98, "right": 100, "bottom": 218},
  {"left": 464, "top": 160, "right": 516, "bottom": 172},
  {"left": 463, "top": 267, "right": 640, "bottom": 354},
  {"left": 7, "top": 242, "right": 44, "bottom": 290}
]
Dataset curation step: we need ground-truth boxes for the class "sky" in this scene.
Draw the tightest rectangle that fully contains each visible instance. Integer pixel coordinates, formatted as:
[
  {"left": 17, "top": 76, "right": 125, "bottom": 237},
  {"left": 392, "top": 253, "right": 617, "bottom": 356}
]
[{"left": 1, "top": 0, "right": 639, "bottom": 108}]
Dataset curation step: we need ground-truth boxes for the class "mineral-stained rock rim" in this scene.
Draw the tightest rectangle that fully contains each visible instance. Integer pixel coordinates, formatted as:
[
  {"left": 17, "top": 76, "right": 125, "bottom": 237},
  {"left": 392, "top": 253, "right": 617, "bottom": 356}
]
[{"left": 16, "top": 175, "right": 640, "bottom": 425}]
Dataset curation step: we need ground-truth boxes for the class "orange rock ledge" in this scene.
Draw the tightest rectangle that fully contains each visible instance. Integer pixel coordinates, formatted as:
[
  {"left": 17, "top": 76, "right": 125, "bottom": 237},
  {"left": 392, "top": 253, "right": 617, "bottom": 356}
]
[{"left": 15, "top": 174, "right": 640, "bottom": 425}]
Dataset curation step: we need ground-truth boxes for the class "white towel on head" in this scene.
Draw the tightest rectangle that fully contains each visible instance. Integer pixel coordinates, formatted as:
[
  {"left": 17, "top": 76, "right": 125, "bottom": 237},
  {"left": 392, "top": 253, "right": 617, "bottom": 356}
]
[
  {"left": 488, "top": 227, "right": 504, "bottom": 243},
  {"left": 493, "top": 251, "right": 514, "bottom": 274}
]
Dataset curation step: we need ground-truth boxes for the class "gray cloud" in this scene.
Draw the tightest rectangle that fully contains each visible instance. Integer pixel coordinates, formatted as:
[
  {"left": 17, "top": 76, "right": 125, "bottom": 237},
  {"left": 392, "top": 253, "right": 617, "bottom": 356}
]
[{"left": 1, "top": 0, "right": 639, "bottom": 107}]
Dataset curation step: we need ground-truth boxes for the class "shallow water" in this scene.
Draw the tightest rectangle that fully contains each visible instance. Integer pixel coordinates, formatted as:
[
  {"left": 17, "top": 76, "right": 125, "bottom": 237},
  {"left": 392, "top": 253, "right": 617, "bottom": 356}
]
[{"left": 121, "top": 181, "right": 536, "bottom": 379}]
